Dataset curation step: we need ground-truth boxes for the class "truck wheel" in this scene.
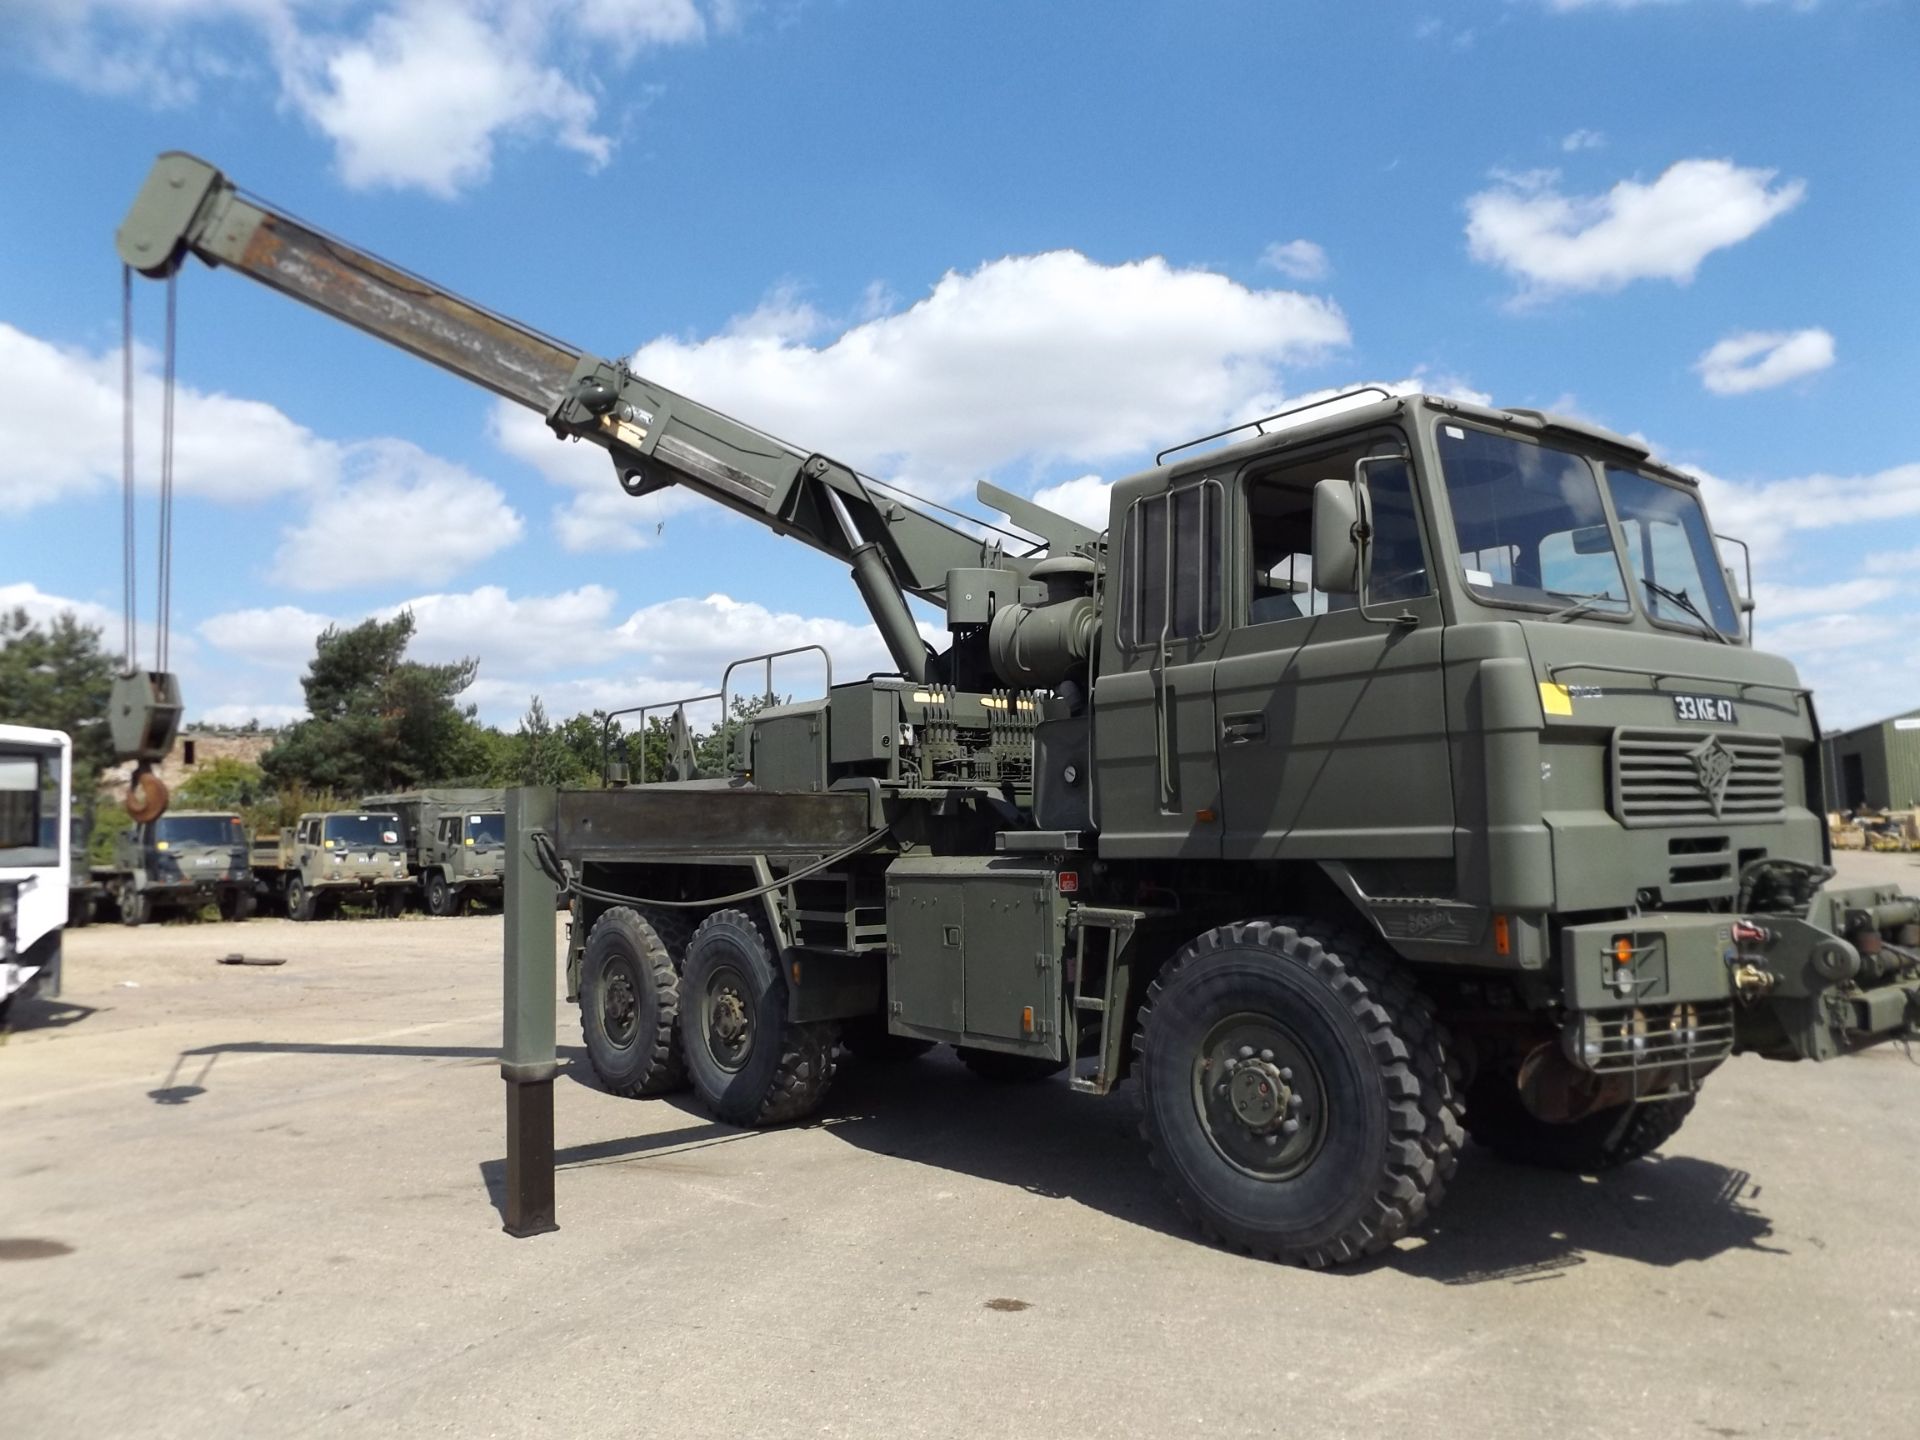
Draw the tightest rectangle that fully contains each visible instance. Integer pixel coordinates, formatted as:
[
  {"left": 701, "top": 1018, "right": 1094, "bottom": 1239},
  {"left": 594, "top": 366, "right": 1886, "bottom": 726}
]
[
  {"left": 1464, "top": 1070, "right": 1696, "bottom": 1172},
  {"left": 580, "top": 907, "right": 687, "bottom": 1097},
  {"left": 424, "top": 872, "right": 461, "bottom": 917},
  {"left": 217, "top": 890, "right": 254, "bottom": 922},
  {"left": 953, "top": 1045, "right": 1064, "bottom": 1081},
  {"left": 286, "top": 876, "right": 314, "bottom": 923},
  {"left": 120, "top": 889, "right": 150, "bottom": 927},
  {"left": 69, "top": 893, "right": 95, "bottom": 928},
  {"left": 680, "top": 908, "right": 837, "bottom": 1126},
  {"left": 1134, "top": 918, "right": 1463, "bottom": 1269},
  {"left": 842, "top": 1018, "right": 937, "bottom": 1063}
]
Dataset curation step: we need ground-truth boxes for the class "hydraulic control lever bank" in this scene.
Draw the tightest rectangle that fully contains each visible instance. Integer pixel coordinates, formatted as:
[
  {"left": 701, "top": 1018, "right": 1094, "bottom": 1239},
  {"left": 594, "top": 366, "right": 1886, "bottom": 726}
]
[{"left": 118, "top": 151, "right": 1920, "bottom": 1266}]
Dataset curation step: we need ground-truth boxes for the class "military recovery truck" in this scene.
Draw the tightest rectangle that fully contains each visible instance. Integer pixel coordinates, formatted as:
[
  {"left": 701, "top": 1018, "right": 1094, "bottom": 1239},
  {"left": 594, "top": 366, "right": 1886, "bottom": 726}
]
[
  {"left": 251, "top": 811, "right": 411, "bottom": 921},
  {"left": 119, "top": 153, "right": 1920, "bottom": 1266},
  {"left": 362, "top": 790, "right": 508, "bottom": 916},
  {"left": 98, "top": 810, "right": 253, "bottom": 925}
]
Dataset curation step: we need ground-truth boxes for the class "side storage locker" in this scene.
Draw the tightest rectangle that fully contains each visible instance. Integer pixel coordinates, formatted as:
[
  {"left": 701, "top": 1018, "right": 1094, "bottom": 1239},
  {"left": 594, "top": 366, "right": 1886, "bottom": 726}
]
[{"left": 884, "top": 856, "right": 1067, "bottom": 1060}]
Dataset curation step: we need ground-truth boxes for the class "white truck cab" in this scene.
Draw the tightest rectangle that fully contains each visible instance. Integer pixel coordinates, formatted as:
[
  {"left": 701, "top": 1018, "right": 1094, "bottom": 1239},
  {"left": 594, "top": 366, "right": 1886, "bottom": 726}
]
[{"left": 0, "top": 724, "right": 70, "bottom": 1024}]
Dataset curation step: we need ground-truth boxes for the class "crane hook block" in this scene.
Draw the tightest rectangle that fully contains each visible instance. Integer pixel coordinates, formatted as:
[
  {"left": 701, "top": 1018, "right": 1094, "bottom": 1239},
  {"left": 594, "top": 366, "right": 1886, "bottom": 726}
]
[{"left": 108, "top": 669, "right": 184, "bottom": 765}]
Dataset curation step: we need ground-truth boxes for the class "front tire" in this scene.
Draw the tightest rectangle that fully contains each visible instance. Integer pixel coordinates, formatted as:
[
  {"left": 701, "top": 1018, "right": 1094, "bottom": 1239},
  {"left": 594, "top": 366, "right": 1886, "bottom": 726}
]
[
  {"left": 1134, "top": 918, "right": 1462, "bottom": 1269},
  {"left": 680, "top": 908, "right": 837, "bottom": 1126},
  {"left": 286, "top": 876, "right": 314, "bottom": 923},
  {"left": 119, "top": 888, "right": 150, "bottom": 927},
  {"left": 580, "top": 907, "right": 686, "bottom": 1097},
  {"left": 424, "top": 872, "right": 461, "bottom": 917}
]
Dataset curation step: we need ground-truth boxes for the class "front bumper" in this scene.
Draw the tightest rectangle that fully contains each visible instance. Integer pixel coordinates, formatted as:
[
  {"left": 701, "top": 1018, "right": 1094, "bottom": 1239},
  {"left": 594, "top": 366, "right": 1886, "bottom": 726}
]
[{"left": 1559, "top": 885, "right": 1920, "bottom": 1066}]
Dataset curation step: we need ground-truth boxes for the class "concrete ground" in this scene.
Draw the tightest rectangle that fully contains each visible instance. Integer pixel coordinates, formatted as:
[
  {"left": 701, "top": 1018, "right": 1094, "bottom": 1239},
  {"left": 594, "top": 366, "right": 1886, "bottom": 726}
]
[{"left": 4, "top": 853, "right": 1918, "bottom": 1439}]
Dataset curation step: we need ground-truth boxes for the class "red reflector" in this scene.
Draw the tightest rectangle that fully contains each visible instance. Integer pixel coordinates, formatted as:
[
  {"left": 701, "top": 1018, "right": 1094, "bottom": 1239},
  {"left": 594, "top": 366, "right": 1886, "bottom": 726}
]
[{"left": 1058, "top": 872, "right": 1079, "bottom": 893}]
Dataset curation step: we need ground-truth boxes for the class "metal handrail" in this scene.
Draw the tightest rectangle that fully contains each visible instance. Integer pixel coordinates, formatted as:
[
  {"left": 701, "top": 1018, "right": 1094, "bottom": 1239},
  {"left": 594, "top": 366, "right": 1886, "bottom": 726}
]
[
  {"left": 719, "top": 645, "right": 835, "bottom": 766},
  {"left": 1155, "top": 386, "right": 1393, "bottom": 467},
  {"left": 599, "top": 690, "right": 723, "bottom": 783}
]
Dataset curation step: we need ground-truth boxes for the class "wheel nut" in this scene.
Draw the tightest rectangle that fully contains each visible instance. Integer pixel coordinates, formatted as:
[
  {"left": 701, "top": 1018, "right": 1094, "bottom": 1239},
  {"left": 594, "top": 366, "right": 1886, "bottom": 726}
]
[
  {"left": 1224, "top": 1058, "right": 1238, "bottom": 1072},
  {"left": 1239, "top": 1046, "right": 1254, "bottom": 1058},
  {"left": 1279, "top": 1067, "right": 1293, "bottom": 1081},
  {"left": 1259, "top": 1048, "right": 1274, "bottom": 1061},
  {"left": 1264, "top": 1135, "right": 1278, "bottom": 1147},
  {"left": 1289, "top": 1094, "right": 1303, "bottom": 1111},
  {"left": 1283, "top": 1118, "right": 1300, "bottom": 1134}
]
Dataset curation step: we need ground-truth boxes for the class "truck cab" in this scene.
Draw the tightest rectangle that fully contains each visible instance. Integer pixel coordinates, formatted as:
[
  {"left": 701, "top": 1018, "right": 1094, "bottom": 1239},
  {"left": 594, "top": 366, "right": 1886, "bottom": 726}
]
[
  {"left": 362, "top": 790, "right": 507, "bottom": 916},
  {"left": 107, "top": 810, "right": 252, "bottom": 926},
  {"left": 0, "top": 725, "right": 69, "bottom": 1026},
  {"left": 255, "top": 811, "right": 411, "bottom": 921}
]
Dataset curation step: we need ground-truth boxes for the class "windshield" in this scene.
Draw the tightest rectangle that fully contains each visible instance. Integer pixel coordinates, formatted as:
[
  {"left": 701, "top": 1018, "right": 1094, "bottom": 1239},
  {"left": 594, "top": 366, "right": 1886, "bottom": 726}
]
[
  {"left": 1435, "top": 424, "right": 1631, "bottom": 614},
  {"left": 324, "top": 814, "right": 403, "bottom": 849},
  {"left": 1604, "top": 467, "right": 1741, "bottom": 636},
  {"left": 466, "top": 813, "right": 507, "bottom": 847},
  {"left": 155, "top": 815, "right": 245, "bottom": 848}
]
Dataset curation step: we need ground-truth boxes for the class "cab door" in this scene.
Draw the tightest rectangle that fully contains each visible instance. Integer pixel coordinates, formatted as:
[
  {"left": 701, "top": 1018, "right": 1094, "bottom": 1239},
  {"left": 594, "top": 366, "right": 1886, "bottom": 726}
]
[
  {"left": 1214, "top": 441, "right": 1454, "bottom": 862},
  {"left": 1091, "top": 477, "right": 1228, "bottom": 858}
]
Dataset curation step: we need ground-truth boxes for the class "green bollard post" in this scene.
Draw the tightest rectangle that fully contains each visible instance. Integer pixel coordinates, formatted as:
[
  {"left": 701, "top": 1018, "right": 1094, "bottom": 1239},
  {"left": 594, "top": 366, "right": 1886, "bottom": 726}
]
[{"left": 501, "top": 785, "right": 559, "bottom": 1237}]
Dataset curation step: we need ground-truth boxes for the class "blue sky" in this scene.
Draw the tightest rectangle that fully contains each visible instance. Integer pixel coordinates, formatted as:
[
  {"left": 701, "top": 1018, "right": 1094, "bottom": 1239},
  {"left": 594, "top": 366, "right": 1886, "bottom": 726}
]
[{"left": 1, "top": 0, "right": 1916, "bottom": 731}]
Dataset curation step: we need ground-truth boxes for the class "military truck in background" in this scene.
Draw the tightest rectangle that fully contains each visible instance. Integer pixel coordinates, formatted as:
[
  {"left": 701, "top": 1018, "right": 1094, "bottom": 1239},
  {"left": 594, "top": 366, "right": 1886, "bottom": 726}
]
[
  {"left": 98, "top": 811, "right": 253, "bottom": 926},
  {"left": 251, "top": 810, "right": 411, "bottom": 921},
  {"left": 119, "top": 151, "right": 1920, "bottom": 1269},
  {"left": 68, "top": 809, "right": 101, "bottom": 927},
  {"left": 362, "top": 790, "right": 507, "bottom": 916}
]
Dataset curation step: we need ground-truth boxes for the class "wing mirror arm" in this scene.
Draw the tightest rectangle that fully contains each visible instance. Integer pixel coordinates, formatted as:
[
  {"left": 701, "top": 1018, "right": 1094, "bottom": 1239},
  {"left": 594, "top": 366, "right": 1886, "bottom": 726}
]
[{"left": 1312, "top": 460, "right": 1419, "bottom": 629}]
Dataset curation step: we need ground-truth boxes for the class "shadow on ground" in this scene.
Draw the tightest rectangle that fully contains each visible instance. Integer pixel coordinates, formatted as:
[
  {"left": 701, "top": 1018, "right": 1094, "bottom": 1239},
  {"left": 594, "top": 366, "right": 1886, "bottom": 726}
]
[
  {"left": 516, "top": 1048, "right": 1782, "bottom": 1279},
  {"left": 1, "top": 995, "right": 99, "bottom": 1035}
]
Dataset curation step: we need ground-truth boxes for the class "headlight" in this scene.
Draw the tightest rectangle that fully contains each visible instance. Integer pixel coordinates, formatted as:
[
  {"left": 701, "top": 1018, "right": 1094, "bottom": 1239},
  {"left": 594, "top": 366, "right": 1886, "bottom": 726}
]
[{"left": 1561, "top": 1013, "right": 1605, "bottom": 1069}]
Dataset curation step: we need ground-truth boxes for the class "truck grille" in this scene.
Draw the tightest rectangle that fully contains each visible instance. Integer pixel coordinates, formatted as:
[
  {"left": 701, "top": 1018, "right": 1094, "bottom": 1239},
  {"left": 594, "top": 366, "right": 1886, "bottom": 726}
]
[{"left": 1610, "top": 728, "right": 1786, "bottom": 828}]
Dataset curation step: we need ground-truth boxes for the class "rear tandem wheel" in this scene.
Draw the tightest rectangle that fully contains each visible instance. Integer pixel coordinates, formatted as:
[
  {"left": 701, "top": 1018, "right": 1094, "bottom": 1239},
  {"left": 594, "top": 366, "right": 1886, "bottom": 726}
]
[{"left": 679, "top": 908, "right": 837, "bottom": 1127}]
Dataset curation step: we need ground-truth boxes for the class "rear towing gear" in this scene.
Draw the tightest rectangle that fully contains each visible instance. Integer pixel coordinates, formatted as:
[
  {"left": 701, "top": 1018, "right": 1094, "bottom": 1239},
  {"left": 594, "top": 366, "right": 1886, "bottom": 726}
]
[
  {"left": 680, "top": 908, "right": 837, "bottom": 1126},
  {"left": 579, "top": 906, "right": 686, "bottom": 1097},
  {"left": 1134, "top": 919, "right": 1463, "bottom": 1269},
  {"left": 1464, "top": 1069, "right": 1696, "bottom": 1172}
]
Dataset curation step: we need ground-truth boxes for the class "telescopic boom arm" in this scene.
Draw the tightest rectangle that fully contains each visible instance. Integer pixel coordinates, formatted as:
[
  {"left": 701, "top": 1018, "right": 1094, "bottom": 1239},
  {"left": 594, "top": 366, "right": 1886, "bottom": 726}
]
[{"left": 116, "top": 152, "right": 1088, "bottom": 684}]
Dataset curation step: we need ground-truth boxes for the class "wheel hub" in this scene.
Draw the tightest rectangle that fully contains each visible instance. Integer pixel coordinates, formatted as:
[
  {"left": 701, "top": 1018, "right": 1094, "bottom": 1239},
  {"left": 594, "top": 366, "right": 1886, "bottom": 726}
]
[
  {"left": 1193, "top": 1019, "right": 1322, "bottom": 1179},
  {"left": 603, "top": 967, "right": 638, "bottom": 1046},
  {"left": 706, "top": 971, "right": 752, "bottom": 1071}
]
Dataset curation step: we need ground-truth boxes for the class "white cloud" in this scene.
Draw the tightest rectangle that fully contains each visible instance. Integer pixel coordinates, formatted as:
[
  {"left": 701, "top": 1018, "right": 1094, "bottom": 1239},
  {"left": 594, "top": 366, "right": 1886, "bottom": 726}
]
[
  {"left": 198, "top": 604, "right": 334, "bottom": 667},
  {"left": 196, "top": 701, "right": 306, "bottom": 728},
  {"left": 1695, "top": 327, "right": 1835, "bottom": 395},
  {"left": 0, "top": 582, "right": 123, "bottom": 638},
  {"left": 1465, "top": 159, "right": 1806, "bottom": 299},
  {"left": 1561, "top": 128, "right": 1607, "bottom": 152},
  {"left": 1700, "top": 463, "right": 1920, "bottom": 562},
  {"left": 14, "top": 1, "right": 730, "bottom": 198},
  {"left": 1750, "top": 577, "right": 1898, "bottom": 621},
  {"left": 200, "top": 585, "right": 910, "bottom": 725},
  {"left": 623, "top": 251, "right": 1348, "bottom": 499},
  {"left": 278, "top": 3, "right": 610, "bottom": 197},
  {"left": 1260, "top": 240, "right": 1331, "bottom": 283},
  {"left": 0, "top": 322, "right": 336, "bottom": 513},
  {"left": 269, "top": 441, "right": 524, "bottom": 589}
]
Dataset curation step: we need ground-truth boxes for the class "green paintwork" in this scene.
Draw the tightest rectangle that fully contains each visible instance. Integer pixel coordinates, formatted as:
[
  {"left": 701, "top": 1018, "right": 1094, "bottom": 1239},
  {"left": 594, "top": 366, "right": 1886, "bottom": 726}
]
[
  {"left": 363, "top": 790, "right": 508, "bottom": 904},
  {"left": 251, "top": 811, "right": 412, "bottom": 903},
  {"left": 122, "top": 154, "right": 1920, "bottom": 1190},
  {"left": 105, "top": 810, "right": 251, "bottom": 914}
]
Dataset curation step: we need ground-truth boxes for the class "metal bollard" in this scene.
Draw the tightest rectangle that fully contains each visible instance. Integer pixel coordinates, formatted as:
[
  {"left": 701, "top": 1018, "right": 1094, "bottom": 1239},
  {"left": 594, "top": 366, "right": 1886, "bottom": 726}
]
[{"left": 501, "top": 786, "right": 559, "bottom": 1237}]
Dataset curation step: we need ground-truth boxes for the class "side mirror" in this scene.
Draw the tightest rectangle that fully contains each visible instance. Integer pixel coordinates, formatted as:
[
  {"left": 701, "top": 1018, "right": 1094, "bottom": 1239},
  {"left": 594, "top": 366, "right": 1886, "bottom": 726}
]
[
  {"left": 1723, "top": 566, "right": 1755, "bottom": 615},
  {"left": 1312, "top": 478, "right": 1365, "bottom": 594}
]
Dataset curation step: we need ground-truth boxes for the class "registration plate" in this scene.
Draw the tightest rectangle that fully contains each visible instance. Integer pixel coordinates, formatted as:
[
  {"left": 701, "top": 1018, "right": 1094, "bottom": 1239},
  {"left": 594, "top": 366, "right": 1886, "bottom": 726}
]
[{"left": 1672, "top": 694, "right": 1737, "bottom": 724}]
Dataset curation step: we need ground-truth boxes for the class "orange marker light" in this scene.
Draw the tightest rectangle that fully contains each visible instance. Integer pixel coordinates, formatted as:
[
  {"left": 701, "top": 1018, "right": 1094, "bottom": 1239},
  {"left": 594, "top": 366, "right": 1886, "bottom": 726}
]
[
  {"left": 1022, "top": 1006, "right": 1034, "bottom": 1034},
  {"left": 1613, "top": 936, "right": 1634, "bottom": 967},
  {"left": 790, "top": 960, "right": 802, "bottom": 985},
  {"left": 1492, "top": 914, "right": 1511, "bottom": 957}
]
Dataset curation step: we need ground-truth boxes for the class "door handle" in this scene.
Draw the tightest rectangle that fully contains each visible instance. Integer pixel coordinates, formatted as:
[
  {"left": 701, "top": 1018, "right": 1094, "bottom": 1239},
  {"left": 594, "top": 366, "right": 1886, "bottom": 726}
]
[{"left": 1221, "top": 713, "right": 1267, "bottom": 744}]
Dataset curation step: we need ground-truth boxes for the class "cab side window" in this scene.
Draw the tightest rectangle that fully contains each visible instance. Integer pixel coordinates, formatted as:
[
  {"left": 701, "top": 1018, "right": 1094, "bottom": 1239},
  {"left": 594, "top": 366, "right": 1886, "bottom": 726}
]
[
  {"left": 1119, "top": 481, "right": 1223, "bottom": 648},
  {"left": 1242, "top": 443, "right": 1429, "bottom": 626}
]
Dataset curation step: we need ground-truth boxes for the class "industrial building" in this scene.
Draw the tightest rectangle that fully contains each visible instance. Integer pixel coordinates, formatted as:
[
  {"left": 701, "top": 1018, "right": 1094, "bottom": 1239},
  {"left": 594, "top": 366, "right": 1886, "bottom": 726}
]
[{"left": 1825, "top": 706, "right": 1920, "bottom": 811}]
